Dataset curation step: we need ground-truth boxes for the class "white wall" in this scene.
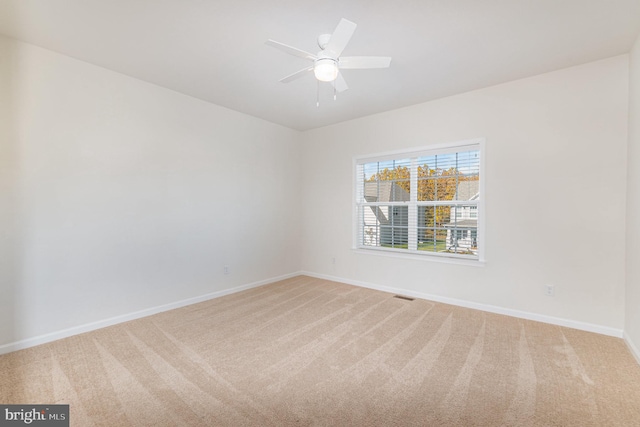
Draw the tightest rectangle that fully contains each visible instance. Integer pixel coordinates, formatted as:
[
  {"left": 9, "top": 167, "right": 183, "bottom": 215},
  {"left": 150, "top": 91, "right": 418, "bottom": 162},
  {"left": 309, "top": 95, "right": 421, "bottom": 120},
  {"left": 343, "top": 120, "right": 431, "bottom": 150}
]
[
  {"left": 301, "top": 56, "right": 629, "bottom": 333},
  {"left": 0, "top": 37, "right": 21, "bottom": 347},
  {"left": 626, "top": 34, "right": 640, "bottom": 358},
  {"left": 0, "top": 36, "right": 302, "bottom": 348},
  {"left": 0, "top": 34, "right": 634, "bottom": 350}
]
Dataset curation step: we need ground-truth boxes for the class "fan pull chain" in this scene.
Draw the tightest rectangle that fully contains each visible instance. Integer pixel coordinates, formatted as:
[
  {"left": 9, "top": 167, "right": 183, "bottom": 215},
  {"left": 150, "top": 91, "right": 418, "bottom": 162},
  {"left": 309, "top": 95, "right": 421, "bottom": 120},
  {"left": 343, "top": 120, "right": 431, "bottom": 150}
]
[
  {"left": 333, "top": 84, "right": 337, "bottom": 101},
  {"left": 316, "top": 80, "right": 320, "bottom": 107}
]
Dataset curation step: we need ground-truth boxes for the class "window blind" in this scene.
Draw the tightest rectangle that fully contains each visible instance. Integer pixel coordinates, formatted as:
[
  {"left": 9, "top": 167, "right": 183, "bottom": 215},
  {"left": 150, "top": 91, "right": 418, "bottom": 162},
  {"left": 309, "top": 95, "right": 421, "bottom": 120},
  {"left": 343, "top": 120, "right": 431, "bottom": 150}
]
[{"left": 355, "top": 141, "right": 482, "bottom": 260}]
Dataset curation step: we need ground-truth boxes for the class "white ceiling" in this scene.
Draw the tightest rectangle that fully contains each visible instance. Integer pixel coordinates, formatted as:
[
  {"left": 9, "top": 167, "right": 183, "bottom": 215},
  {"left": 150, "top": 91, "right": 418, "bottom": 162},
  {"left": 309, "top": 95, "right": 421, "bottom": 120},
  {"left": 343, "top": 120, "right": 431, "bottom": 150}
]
[{"left": 1, "top": 0, "right": 639, "bottom": 131}]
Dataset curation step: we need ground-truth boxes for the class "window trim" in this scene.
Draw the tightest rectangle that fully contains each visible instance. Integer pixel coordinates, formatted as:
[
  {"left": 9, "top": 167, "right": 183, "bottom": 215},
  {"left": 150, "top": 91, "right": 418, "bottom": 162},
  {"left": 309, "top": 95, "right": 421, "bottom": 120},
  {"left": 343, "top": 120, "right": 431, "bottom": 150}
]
[{"left": 352, "top": 138, "right": 485, "bottom": 265}]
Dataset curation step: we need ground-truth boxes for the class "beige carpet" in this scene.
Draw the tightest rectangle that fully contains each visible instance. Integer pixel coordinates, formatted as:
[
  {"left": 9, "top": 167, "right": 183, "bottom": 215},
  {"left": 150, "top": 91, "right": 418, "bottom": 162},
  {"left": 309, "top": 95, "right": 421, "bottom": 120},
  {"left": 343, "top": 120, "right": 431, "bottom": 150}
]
[{"left": 1, "top": 275, "right": 640, "bottom": 426}]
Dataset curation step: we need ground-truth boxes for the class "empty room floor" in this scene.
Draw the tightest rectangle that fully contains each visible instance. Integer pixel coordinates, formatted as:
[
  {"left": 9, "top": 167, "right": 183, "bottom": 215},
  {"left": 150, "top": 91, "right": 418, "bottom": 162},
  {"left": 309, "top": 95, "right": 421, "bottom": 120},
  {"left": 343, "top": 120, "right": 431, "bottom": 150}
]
[{"left": 1, "top": 276, "right": 640, "bottom": 426}]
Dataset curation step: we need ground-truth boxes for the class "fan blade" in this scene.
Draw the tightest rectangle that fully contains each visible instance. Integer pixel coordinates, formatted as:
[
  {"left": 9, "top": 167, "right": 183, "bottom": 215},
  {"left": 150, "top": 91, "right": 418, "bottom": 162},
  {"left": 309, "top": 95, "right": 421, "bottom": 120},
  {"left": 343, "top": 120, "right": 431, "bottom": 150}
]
[
  {"left": 339, "top": 56, "right": 391, "bottom": 69},
  {"left": 325, "top": 19, "right": 357, "bottom": 58},
  {"left": 265, "top": 39, "right": 316, "bottom": 61},
  {"left": 331, "top": 72, "right": 349, "bottom": 93},
  {"left": 280, "top": 66, "right": 313, "bottom": 83}
]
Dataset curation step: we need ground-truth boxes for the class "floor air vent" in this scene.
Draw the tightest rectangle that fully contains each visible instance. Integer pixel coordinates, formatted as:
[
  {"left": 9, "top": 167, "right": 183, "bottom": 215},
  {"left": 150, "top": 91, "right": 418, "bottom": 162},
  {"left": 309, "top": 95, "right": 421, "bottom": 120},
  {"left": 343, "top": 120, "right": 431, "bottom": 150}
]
[{"left": 393, "top": 295, "right": 414, "bottom": 301}]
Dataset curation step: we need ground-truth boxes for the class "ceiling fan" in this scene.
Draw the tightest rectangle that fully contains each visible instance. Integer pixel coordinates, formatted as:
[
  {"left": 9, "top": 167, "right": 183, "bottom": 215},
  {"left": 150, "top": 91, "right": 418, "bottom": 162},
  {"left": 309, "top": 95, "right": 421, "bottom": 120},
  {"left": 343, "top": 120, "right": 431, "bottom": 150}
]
[{"left": 265, "top": 18, "right": 391, "bottom": 94}]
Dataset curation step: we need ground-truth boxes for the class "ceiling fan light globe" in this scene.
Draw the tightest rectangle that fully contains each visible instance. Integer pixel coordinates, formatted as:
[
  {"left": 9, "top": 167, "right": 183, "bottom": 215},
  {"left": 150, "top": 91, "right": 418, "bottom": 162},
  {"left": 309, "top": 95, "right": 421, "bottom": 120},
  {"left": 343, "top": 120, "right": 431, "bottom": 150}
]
[{"left": 314, "top": 58, "right": 338, "bottom": 82}]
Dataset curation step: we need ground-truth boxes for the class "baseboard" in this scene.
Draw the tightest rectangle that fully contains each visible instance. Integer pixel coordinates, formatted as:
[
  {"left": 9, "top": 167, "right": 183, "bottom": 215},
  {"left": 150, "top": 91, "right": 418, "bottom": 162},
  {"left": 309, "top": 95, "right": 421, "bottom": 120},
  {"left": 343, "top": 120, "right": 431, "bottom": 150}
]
[
  {"left": 300, "top": 271, "right": 624, "bottom": 338},
  {"left": 624, "top": 332, "right": 640, "bottom": 365},
  {"left": 0, "top": 272, "right": 300, "bottom": 356},
  {"left": 2, "top": 270, "right": 626, "bottom": 356}
]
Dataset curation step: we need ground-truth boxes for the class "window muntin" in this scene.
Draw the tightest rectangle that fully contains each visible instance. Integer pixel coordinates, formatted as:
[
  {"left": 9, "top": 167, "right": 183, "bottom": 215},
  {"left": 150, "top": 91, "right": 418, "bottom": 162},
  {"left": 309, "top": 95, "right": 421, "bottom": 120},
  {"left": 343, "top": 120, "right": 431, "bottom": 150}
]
[{"left": 355, "top": 142, "right": 482, "bottom": 261}]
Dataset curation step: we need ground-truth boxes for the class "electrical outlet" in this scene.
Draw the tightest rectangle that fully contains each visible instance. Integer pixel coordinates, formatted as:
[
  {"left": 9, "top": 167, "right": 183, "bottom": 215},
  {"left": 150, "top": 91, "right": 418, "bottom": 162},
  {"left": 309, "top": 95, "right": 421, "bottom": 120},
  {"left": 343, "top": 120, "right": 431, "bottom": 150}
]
[
  {"left": 545, "top": 284, "right": 555, "bottom": 296},
  {"left": 224, "top": 265, "right": 230, "bottom": 275}
]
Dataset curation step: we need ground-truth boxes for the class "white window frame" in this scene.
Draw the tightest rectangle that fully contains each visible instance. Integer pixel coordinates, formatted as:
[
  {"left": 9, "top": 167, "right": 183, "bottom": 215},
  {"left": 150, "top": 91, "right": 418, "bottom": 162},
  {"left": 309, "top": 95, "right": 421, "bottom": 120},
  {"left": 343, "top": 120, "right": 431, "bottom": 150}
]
[{"left": 353, "top": 138, "right": 485, "bottom": 265}]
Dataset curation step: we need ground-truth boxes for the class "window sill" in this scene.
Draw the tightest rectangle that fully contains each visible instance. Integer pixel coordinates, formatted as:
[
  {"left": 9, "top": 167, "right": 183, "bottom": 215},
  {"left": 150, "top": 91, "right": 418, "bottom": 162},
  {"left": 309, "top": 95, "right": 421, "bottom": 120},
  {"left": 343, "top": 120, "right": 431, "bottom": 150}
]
[{"left": 353, "top": 246, "right": 486, "bottom": 267}]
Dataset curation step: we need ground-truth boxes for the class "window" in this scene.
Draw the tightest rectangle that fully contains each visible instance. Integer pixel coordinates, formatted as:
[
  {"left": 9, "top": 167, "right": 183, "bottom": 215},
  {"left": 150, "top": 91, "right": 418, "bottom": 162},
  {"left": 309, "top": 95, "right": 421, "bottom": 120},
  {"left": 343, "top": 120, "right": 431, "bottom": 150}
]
[{"left": 354, "top": 139, "right": 483, "bottom": 261}]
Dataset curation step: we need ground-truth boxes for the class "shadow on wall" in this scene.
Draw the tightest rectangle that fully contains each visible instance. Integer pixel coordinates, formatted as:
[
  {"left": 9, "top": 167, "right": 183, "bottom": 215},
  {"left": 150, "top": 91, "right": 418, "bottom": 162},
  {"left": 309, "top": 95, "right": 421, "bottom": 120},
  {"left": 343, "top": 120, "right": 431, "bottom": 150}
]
[{"left": 0, "top": 35, "right": 27, "bottom": 395}]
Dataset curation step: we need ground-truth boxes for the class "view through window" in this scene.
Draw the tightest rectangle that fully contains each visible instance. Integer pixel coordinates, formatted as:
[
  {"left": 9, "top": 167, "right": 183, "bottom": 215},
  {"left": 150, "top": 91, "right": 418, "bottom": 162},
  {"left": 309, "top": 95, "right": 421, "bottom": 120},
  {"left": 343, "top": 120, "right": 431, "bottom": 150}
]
[{"left": 355, "top": 141, "right": 482, "bottom": 261}]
